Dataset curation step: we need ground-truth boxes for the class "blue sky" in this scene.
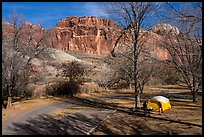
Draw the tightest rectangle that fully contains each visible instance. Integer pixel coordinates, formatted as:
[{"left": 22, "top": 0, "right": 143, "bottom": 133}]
[
  {"left": 2, "top": 2, "right": 199, "bottom": 30},
  {"left": 2, "top": 2, "right": 109, "bottom": 28}
]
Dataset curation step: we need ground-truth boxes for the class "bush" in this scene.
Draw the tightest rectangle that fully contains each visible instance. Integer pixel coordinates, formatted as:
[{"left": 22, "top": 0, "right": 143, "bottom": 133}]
[
  {"left": 46, "top": 81, "right": 80, "bottom": 97},
  {"left": 61, "top": 61, "right": 86, "bottom": 83},
  {"left": 46, "top": 60, "right": 87, "bottom": 97}
]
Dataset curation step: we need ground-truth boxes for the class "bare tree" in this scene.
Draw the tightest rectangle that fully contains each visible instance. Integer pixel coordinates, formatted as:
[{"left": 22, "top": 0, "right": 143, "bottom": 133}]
[
  {"left": 160, "top": 33, "right": 202, "bottom": 102},
  {"left": 104, "top": 54, "right": 133, "bottom": 89},
  {"left": 106, "top": 2, "right": 161, "bottom": 109},
  {"left": 52, "top": 60, "right": 86, "bottom": 97},
  {"left": 158, "top": 2, "right": 202, "bottom": 102},
  {"left": 152, "top": 61, "right": 181, "bottom": 85},
  {"left": 2, "top": 10, "right": 50, "bottom": 108},
  {"left": 105, "top": 52, "right": 156, "bottom": 93},
  {"left": 137, "top": 59, "right": 157, "bottom": 93},
  {"left": 61, "top": 61, "right": 86, "bottom": 83}
]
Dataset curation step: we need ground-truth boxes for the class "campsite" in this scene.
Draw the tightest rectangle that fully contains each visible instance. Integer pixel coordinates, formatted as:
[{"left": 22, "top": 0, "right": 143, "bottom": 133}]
[
  {"left": 2, "top": 84, "right": 202, "bottom": 135},
  {"left": 2, "top": 2, "right": 202, "bottom": 135},
  {"left": 77, "top": 84, "right": 202, "bottom": 135}
]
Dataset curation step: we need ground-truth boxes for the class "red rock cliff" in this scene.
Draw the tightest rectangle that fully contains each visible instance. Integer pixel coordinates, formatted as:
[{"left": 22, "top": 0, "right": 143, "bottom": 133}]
[
  {"left": 3, "top": 17, "right": 179, "bottom": 61},
  {"left": 48, "top": 16, "right": 122, "bottom": 55}
]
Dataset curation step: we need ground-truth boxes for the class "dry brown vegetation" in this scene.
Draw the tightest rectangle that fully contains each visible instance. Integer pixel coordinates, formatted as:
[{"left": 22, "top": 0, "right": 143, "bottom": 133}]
[{"left": 77, "top": 85, "right": 202, "bottom": 135}]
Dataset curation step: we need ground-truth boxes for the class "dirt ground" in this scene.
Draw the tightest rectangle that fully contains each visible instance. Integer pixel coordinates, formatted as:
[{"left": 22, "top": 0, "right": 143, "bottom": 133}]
[
  {"left": 2, "top": 85, "right": 202, "bottom": 135},
  {"left": 78, "top": 85, "right": 202, "bottom": 135}
]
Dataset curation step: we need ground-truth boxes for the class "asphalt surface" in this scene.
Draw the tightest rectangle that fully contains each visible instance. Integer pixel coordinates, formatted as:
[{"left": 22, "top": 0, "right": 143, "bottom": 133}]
[{"left": 2, "top": 100, "right": 114, "bottom": 135}]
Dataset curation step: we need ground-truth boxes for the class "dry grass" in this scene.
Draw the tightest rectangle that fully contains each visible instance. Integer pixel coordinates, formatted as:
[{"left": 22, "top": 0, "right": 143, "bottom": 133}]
[
  {"left": 51, "top": 105, "right": 91, "bottom": 118},
  {"left": 78, "top": 85, "right": 202, "bottom": 135},
  {"left": 94, "top": 111, "right": 202, "bottom": 135},
  {"left": 79, "top": 82, "right": 103, "bottom": 94}
]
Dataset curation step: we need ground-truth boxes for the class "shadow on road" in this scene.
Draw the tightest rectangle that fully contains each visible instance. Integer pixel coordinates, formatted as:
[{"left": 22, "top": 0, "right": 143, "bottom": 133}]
[
  {"left": 8, "top": 110, "right": 167, "bottom": 135},
  {"left": 8, "top": 113, "right": 103, "bottom": 135}
]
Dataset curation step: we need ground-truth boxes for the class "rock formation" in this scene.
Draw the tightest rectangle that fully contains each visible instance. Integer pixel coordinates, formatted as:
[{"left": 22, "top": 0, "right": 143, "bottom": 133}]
[
  {"left": 48, "top": 16, "right": 122, "bottom": 55},
  {"left": 3, "top": 17, "right": 181, "bottom": 61},
  {"left": 150, "top": 23, "right": 180, "bottom": 35}
]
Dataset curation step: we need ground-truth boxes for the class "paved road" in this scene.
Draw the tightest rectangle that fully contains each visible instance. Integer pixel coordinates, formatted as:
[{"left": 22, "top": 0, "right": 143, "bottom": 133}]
[
  {"left": 2, "top": 101, "right": 73, "bottom": 135},
  {"left": 2, "top": 100, "right": 114, "bottom": 135}
]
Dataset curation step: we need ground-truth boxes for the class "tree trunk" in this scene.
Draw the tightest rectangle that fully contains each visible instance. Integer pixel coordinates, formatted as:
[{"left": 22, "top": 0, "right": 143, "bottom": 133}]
[
  {"left": 132, "top": 21, "right": 141, "bottom": 109},
  {"left": 135, "top": 91, "right": 141, "bottom": 109},
  {"left": 192, "top": 91, "right": 198, "bottom": 102},
  {"left": 6, "top": 96, "right": 12, "bottom": 109}
]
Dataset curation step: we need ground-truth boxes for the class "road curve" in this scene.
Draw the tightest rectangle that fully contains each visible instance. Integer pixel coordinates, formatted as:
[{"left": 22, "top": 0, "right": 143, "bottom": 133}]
[
  {"left": 2, "top": 101, "right": 74, "bottom": 135},
  {"left": 2, "top": 99, "right": 115, "bottom": 135}
]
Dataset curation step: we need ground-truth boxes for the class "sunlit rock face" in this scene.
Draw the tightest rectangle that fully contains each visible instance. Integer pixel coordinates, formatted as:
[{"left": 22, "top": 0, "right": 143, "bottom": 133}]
[
  {"left": 48, "top": 16, "right": 122, "bottom": 55},
  {"left": 141, "top": 31, "right": 170, "bottom": 61},
  {"left": 3, "top": 17, "right": 177, "bottom": 61}
]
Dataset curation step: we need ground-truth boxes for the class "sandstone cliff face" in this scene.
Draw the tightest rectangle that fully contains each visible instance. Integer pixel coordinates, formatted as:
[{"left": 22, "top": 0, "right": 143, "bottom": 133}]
[
  {"left": 3, "top": 17, "right": 180, "bottom": 61},
  {"left": 113, "top": 28, "right": 171, "bottom": 61},
  {"left": 142, "top": 31, "right": 170, "bottom": 61},
  {"left": 147, "top": 23, "right": 180, "bottom": 60},
  {"left": 48, "top": 16, "right": 122, "bottom": 55},
  {"left": 2, "top": 21, "right": 47, "bottom": 45}
]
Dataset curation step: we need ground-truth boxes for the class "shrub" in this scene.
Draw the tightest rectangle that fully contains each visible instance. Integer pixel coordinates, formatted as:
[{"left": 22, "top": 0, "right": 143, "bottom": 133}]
[
  {"left": 46, "top": 81, "right": 80, "bottom": 97},
  {"left": 61, "top": 61, "right": 86, "bottom": 83}
]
